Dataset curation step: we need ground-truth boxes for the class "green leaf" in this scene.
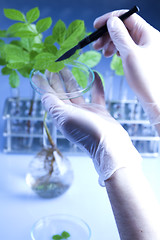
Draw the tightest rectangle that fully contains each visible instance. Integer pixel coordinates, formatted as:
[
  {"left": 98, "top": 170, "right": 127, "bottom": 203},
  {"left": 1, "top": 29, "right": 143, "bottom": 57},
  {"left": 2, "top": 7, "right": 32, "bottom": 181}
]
[
  {"left": 20, "top": 38, "right": 33, "bottom": 51},
  {"left": 7, "top": 62, "right": 26, "bottom": 69},
  {"left": 34, "top": 54, "right": 65, "bottom": 72},
  {"left": 18, "top": 65, "right": 32, "bottom": 78},
  {"left": 7, "top": 22, "right": 38, "bottom": 38},
  {"left": 4, "top": 8, "right": 25, "bottom": 22},
  {"left": 30, "top": 50, "right": 38, "bottom": 60},
  {"left": 33, "top": 59, "right": 46, "bottom": 70},
  {"left": 35, "top": 52, "right": 56, "bottom": 62},
  {"left": 72, "top": 67, "right": 87, "bottom": 88},
  {"left": 0, "top": 30, "right": 7, "bottom": 37},
  {"left": 0, "top": 39, "right": 5, "bottom": 47},
  {"left": 1, "top": 66, "right": 12, "bottom": 75},
  {"left": 10, "top": 40, "right": 21, "bottom": 47},
  {"left": 66, "top": 20, "right": 85, "bottom": 40},
  {"left": 44, "top": 35, "right": 54, "bottom": 45},
  {"left": 0, "top": 42, "right": 6, "bottom": 59},
  {"left": 78, "top": 50, "right": 101, "bottom": 68},
  {"left": 21, "top": 35, "right": 43, "bottom": 52},
  {"left": 34, "top": 52, "right": 56, "bottom": 70},
  {"left": 36, "top": 17, "right": 52, "bottom": 33},
  {"left": 32, "top": 43, "right": 44, "bottom": 50},
  {"left": 7, "top": 22, "right": 28, "bottom": 34},
  {"left": 0, "top": 57, "right": 6, "bottom": 65},
  {"left": 94, "top": 70, "right": 105, "bottom": 88},
  {"left": 110, "top": 54, "right": 124, "bottom": 76},
  {"left": 52, "top": 231, "right": 71, "bottom": 240},
  {"left": 61, "top": 231, "right": 70, "bottom": 239},
  {"left": 44, "top": 44, "right": 57, "bottom": 54},
  {"left": 9, "top": 70, "right": 20, "bottom": 88},
  {"left": 62, "top": 20, "right": 85, "bottom": 49},
  {"left": 14, "top": 31, "right": 38, "bottom": 38},
  {"left": 32, "top": 44, "right": 44, "bottom": 55},
  {"left": 60, "top": 41, "right": 76, "bottom": 51},
  {"left": 21, "top": 35, "right": 42, "bottom": 52},
  {"left": 4, "top": 44, "right": 30, "bottom": 63},
  {"left": 26, "top": 7, "right": 40, "bottom": 24},
  {"left": 52, "top": 20, "right": 66, "bottom": 44},
  {"left": 52, "top": 234, "right": 62, "bottom": 240},
  {"left": 47, "top": 61, "right": 65, "bottom": 72}
]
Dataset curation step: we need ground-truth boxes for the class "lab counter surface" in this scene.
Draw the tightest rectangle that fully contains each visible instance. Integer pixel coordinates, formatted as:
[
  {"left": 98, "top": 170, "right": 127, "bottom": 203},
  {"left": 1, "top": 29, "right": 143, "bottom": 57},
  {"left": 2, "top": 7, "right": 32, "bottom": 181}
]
[{"left": 0, "top": 153, "right": 160, "bottom": 240}]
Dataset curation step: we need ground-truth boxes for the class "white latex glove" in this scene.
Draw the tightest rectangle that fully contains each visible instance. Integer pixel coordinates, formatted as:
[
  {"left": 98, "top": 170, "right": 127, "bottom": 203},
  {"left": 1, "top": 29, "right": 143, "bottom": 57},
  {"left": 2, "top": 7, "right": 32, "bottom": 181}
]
[
  {"left": 93, "top": 10, "right": 160, "bottom": 126},
  {"left": 42, "top": 72, "right": 142, "bottom": 186}
]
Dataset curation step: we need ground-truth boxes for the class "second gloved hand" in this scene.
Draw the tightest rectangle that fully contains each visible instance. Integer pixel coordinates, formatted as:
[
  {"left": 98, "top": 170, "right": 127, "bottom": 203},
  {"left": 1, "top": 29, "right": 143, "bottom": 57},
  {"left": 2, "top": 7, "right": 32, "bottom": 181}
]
[
  {"left": 42, "top": 73, "right": 142, "bottom": 186},
  {"left": 93, "top": 10, "right": 160, "bottom": 127}
]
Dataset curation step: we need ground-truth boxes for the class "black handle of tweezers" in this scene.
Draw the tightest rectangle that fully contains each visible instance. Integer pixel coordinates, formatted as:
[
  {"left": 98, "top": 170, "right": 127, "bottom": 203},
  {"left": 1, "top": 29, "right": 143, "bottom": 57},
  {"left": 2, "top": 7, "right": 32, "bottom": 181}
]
[{"left": 79, "top": 6, "right": 139, "bottom": 48}]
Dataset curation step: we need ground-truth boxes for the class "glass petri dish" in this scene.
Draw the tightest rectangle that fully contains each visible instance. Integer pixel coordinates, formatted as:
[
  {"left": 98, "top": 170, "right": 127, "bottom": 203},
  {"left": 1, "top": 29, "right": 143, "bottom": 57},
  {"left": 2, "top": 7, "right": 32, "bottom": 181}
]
[
  {"left": 31, "top": 214, "right": 91, "bottom": 240},
  {"left": 30, "top": 61, "right": 95, "bottom": 100}
]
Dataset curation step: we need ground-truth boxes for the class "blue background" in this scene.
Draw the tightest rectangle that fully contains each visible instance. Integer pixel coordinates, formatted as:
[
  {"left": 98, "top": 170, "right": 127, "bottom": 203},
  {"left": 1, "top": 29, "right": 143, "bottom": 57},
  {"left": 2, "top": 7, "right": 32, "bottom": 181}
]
[{"left": 0, "top": 0, "right": 160, "bottom": 151}]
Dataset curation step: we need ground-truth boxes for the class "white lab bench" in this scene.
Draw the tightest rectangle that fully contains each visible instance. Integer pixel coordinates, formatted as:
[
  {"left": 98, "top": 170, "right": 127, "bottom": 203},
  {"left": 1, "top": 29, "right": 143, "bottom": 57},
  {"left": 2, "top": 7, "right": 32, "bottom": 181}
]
[
  {"left": 0, "top": 153, "right": 118, "bottom": 240},
  {"left": 0, "top": 153, "right": 160, "bottom": 240}
]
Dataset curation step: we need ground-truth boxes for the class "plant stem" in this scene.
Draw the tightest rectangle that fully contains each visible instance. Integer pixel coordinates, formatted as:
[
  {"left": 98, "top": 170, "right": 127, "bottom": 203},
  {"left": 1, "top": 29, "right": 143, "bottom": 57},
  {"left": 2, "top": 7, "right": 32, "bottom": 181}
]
[
  {"left": 27, "top": 90, "right": 36, "bottom": 133},
  {"left": 43, "top": 112, "right": 63, "bottom": 157}
]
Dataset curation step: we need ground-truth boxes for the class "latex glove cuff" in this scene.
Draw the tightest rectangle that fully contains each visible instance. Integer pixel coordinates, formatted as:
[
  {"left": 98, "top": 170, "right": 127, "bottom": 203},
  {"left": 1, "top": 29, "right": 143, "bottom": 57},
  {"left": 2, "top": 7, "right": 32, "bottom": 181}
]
[{"left": 91, "top": 130, "right": 142, "bottom": 187}]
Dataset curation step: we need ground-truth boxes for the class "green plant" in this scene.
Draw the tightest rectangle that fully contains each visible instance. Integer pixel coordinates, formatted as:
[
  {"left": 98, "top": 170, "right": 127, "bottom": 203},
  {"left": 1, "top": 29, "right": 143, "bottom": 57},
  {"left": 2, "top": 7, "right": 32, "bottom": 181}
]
[
  {"left": 0, "top": 7, "right": 51, "bottom": 87},
  {"left": 110, "top": 54, "right": 124, "bottom": 76},
  {"left": 0, "top": 7, "right": 104, "bottom": 164},
  {"left": 52, "top": 231, "right": 70, "bottom": 240},
  {"left": 110, "top": 54, "right": 125, "bottom": 101},
  {"left": 0, "top": 7, "right": 102, "bottom": 89}
]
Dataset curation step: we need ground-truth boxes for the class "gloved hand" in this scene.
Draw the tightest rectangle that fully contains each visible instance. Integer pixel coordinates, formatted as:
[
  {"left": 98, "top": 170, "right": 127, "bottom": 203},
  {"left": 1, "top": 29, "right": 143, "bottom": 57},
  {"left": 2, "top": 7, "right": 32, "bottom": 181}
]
[
  {"left": 42, "top": 72, "right": 142, "bottom": 186},
  {"left": 93, "top": 10, "right": 160, "bottom": 126}
]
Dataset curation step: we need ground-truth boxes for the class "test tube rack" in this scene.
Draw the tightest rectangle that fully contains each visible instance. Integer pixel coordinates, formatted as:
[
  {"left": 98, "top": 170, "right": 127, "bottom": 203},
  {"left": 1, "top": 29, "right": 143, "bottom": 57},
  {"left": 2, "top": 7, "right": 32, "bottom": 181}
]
[
  {"left": 2, "top": 97, "right": 80, "bottom": 154},
  {"left": 3, "top": 97, "right": 160, "bottom": 157},
  {"left": 106, "top": 100, "right": 160, "bottom": 157}
]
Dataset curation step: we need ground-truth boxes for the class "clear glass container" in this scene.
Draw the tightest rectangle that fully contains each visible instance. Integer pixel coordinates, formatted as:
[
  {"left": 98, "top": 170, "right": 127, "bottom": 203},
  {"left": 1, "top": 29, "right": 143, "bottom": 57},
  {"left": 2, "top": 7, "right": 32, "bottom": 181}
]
[
  {"left": 26, "top": 61, "right": 94, "bottom": 198},
  {"left": 31, "top": 214, "right": 91, "bottom": 240},
  {"left": 25, "top": 104, "right": 74, "bottom": 199},
  {"left": 26, "top": 147, "right": 74, "bottom": 198},
  {"left": 30, "top": 60, "right": 95, "bottom": 100}
]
